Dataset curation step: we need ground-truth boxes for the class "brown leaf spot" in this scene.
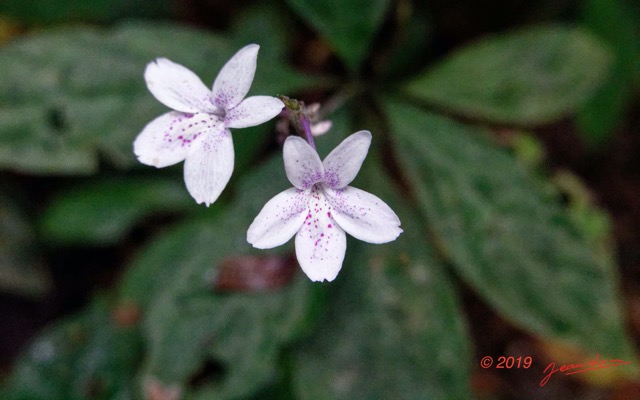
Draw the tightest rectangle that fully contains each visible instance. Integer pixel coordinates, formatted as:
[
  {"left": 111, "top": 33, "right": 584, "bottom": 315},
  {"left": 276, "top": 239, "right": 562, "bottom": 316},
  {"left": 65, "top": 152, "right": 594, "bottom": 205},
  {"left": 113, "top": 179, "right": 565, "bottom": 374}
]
[
  {"left": 213, "top": 254, "right": 297, "bottom": 292},
  {"left": 112, "top": 301, "right": 141, "bottom": 327},
  {"left": 143, "top": 376, "right": 182, "bottom": 400}
]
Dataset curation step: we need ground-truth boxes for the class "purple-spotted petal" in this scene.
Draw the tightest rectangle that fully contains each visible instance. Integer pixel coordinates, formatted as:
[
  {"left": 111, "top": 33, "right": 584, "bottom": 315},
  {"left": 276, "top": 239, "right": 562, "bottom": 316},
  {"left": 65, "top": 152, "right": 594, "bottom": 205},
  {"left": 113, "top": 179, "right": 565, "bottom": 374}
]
[
  {"left": 283, "top": 136, "right": 324, "bottom": 190},
  {"left": 225, "top": 96, "right": 284, "bottom": 128},
  {"left": 295, "top": 189, "right": 346, "bottom": 282},
  {"left": 144, "top": 58, "right": 220, "bottom": 114},
  {"left": 134, "top": 111, "right": 218, "bottom": 168},
  {"left": 322, "top": 130, "right": 372, "bottom": 189},
  {"left": 325, "top": 186, "right": 402, "bottom": 244},
  {"left": 211, "top": 44, "right": 259, "bottom": 110},
  {"left": 247, "top": 187, "right": 309, "bottom": 249},
  {"left": 183, "top": 127, "right": 234, "bottom": 206}
]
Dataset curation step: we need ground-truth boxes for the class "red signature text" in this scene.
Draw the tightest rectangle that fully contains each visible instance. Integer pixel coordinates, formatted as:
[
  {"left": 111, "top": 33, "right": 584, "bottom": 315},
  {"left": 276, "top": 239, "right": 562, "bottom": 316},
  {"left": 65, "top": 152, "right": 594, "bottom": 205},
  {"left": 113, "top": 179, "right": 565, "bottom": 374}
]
[{"left": 540, "top": 354, "right": 631, "bottom": 387}]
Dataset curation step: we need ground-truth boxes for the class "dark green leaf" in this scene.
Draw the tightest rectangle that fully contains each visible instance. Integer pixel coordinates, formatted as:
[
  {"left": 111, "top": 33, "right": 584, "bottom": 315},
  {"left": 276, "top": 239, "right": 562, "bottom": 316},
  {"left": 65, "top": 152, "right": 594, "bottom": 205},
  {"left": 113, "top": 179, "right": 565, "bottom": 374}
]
[
  {"left": 40, "top": 176, "right": 197, "bottom": 246},
  {"left": 293, "top": 162, "right": 472, "bottom": 400},
  {"left": 286, "top": 0, "right": 390, "bottom": 71},
  {"left": 577, "top": 0, "right": 640, "bottom": 144},
  {"left": 118, "top": 156, "right": 318, "bottom": 398},
  {"left": 575, "top": 64, "right": 632, "bottom": 145},
  {"left": 0, "top": 190, "right": 51, "bottom": 298},
  {"left": 0, "top": 0, "right": 175, "bottom": 24},
  {"left": 0, "top": 22, "right": 316, "bottom": 174},
  {"left": 403, "top": 25, "right": 611, "bottom": 124},
  {"left": 1, "top": 298, "right": 142, "bottom": 400},
  {"left": 385, "top": 98, "right": 636, "bottom": 362},
  {"left": 375, "top": 7, "right": 432, "bottom": 80}
]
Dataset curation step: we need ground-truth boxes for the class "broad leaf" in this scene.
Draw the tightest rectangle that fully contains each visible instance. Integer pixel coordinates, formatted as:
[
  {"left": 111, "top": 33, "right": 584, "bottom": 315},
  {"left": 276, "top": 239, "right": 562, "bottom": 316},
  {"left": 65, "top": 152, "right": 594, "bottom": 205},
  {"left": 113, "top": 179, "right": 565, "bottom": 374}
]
[
  {"left": 1, "top": 298, "right": 142, "bottom": 400},
  {"left": 40, "top": 176, "right": 198, "bottom": 246},
  {"left": 385, "top": 98, "right": 636, "bottom": 363},
  {"left": 404, "top": 25, "right": 611, "bottom": 124},
  {"left": 0, "top": 190, "right": 51, "bottom": 298},
  {"left": 577, "top": 0, "right": 640, "bottom": 144},
  {"left": 118, "top": 156, "right": 318, "bottom": 398},
  {"left": 286, "top": 0, "right": 390, "bottom": 71},
  {"left": 293, "top": 162, "right": 472, "bottom": 400},
  {"left": 0, "top": 22, "right": 315, "bottom": 174}
]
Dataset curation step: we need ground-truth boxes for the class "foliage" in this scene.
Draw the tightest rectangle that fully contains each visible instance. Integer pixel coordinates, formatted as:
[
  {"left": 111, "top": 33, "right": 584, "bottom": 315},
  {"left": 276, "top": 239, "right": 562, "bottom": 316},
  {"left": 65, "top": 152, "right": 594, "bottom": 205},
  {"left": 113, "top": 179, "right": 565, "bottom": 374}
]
[
  {"left": 0, "top": 0, "right": 637, "bottom": 399},
  {"left": 577, "top": 0, "right": 640, "bottom": 145}
]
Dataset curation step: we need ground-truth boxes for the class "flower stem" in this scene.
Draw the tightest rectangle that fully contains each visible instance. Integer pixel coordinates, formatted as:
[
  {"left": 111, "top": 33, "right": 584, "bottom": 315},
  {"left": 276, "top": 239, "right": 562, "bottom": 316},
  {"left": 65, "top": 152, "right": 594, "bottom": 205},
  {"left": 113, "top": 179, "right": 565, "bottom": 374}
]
[
  {"left": 278, "top": 95, "right": 316, "bottom": 149},
  {"left": 299, "top": 113, "right": 316, "bottom": 150}
]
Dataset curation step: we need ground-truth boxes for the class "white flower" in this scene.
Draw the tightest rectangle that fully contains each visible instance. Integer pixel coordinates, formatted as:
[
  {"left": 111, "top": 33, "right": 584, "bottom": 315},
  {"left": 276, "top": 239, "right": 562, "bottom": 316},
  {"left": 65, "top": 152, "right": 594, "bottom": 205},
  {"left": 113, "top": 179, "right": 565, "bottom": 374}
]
[
  {"left": 247, "top": 131, "right": 402, "bottom": 282},
  {"left": 133, "top": 44, "right": 284, "bottom": 206}
]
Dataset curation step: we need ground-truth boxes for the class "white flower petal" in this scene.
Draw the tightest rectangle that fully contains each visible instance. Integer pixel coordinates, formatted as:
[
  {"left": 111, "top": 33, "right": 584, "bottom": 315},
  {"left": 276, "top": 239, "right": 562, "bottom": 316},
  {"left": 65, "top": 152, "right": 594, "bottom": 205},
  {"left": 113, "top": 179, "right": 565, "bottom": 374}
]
[
  {"left": 144, "top": 58, "right": 220, "bottom": 114},
  {"left": 183, "top": 127, "right": 234, "bottom": 206},
  {"left": 322, "top": 130, "right": 372, "bottom": 189},
  {"left": 247, "top": 188, "right": 309, "bottom": 249},
  {"left": 212, "top": 44, "right": 259, "bottom": 110},
  {"left": 295, "top": 188, "right": 346, "bottom": 282},
  {"left": 225, "top": 96, "right": 284, "bottom": 129},
  {"left": 283, "top": 136, "right": 324, "bottom": 190},
  {"left": 311, "top": 120, "right": 332, "bottom": 136},
  {"left": 325, "top": 185, "right": 402, "bottom": 244},
  {"left": 134, "top": 111, "right": 219, "bottom": 168}
]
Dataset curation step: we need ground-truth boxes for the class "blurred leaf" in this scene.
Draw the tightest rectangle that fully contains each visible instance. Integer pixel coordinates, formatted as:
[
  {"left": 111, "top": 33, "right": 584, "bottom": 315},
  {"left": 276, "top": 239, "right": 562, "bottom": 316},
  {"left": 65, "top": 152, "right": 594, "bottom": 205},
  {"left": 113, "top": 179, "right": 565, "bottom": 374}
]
[
  {"left": 0, "top": 190, "right": 51, "bottom": 298},
  {"left": 0, "top": 0, "right": 175, "bottom": 24},
  {"left": 40, "top": 176, "right": 197, "bottom": 246},
  {"left": 0, "top": 21, "right": 316, "bottom": 175},
  {"left": 404, "top": 25, "right": 611, "bottom": 124},
  {"left": 118, "top": 156, "right": 319, "bottom": 398},
  {"left": 577, "top": 0, "right": 640, "bottom": 144},
  {"left": 293, "top": 162, "right": 472, "bottom": 400},
  {"left": 385, "top": 98, "right": 636, "bottom": 362},
  {"left": 575, "top": 64, "right": 631, "bottom": 145},
  {"left": 509, "top": 131, "right": 546, "bottom": 170},
  {"left": 375, "top": 3, "right": 432, "bottom": 80},
  {"left": 286, "top": 0, "right": 390, "bottom": 71},
  {"left": 0, "top": 16, "right": 22, "bottom": 45},
  {"left": 233, "top": 3, "right": 291, "bottom": 58},
  {"left": 552, "top": 170, "right": 613, "bottom": 253},
  {"left": 1, "top": 298, "right": 142, "bottom": 400}
]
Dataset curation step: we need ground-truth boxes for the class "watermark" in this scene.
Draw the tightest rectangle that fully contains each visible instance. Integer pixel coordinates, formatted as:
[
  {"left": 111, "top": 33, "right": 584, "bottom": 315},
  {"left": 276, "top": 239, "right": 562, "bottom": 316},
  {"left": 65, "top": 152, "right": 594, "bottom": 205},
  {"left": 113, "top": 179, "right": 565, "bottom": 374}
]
[
  {"left": 479, "top": 354, "right": 632, "bottom": 387},
  {"left": 480, "top": 356, "right": 533, "bottom": 369},
  {"left": 540, "top": 354, "right": 632, "bottom": 387}
]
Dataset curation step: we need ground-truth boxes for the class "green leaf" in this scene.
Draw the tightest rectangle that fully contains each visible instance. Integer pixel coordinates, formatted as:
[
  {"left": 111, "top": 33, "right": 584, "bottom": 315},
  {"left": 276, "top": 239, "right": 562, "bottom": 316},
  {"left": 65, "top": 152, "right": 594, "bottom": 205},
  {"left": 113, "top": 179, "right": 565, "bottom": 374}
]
[
  {"left": 0, "top": 21, "right": 316, "bottom": 175},
  {"left": 0, "top": 190, "right": 52, "bottom": 298},
  {"left": 575, "top": 63, "right": 632, "bottom": 145},
  {"left": 286, "top": 0, "right": 390, "bottom": 71},
  {"left": 1, "top": 298, "right": 142, "bottom": 400},
  {"left": 0, "top": 0, "right": 175, "bottom": 24},
  {"left": 385, "top": 98, "right": 636, "bottom": 362},
  {"left": 403, "top": 25, "right": 612, "bottom": 125},
  {"left": 577, "top": 0, "right": 640, "bottom": 144},
  {"left": 40, "top": 176, "right": 197, "bottom": 246},
  {"left": 292, "top": 163, "right": 472, "bottom": 400},
  {"left": 375, "top": 7, "right": 432, "bottom": 80},
  {"left": 118, "top": 156, "right": 318, "bottom": 398}
]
